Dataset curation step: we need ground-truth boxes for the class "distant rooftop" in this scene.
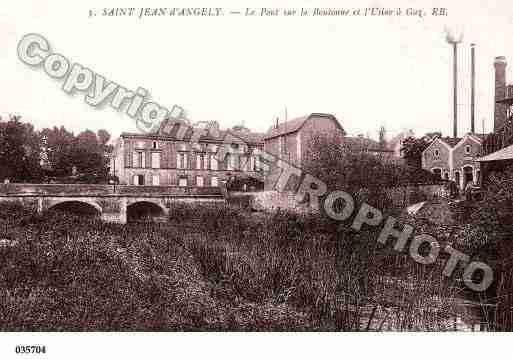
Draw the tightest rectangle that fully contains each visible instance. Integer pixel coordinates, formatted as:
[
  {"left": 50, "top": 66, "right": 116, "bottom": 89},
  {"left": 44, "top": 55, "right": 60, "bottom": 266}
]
[
  {"left": 264, "top": 113, "right": 344, "bottom": 140},
  {"left": 477, "top": 143, "right": 513, "bottom": 162},
  {"left": 342, "top": 136, "right": 393, "bottom": 152},
  {"left": 120, "top": 119, "right": 265, "bottom": 145}
]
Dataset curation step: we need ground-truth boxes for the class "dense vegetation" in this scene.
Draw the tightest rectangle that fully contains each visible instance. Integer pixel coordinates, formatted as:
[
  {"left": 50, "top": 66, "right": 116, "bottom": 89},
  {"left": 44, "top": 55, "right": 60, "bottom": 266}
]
[
  {"left": 0, "top": 115, "right": 112, "bottom": 183},
  {"left": 0, "top": 201, "right": 471, "bottom": 331}
]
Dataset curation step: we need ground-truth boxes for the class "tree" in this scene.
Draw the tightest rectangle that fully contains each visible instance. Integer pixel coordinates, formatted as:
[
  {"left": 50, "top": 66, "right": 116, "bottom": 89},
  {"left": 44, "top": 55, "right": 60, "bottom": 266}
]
[
  {"left": 72, "top": 130, "right": 109, "bottom": 179},
  {"left": 40, "top": 126, "right": 112, "bottom": 182},
  {"left": 400, "top": 136, "right": 430, "bottom": 168},
  {"left": 40, "top": 126, "right": 76, "bottom": 176},
  {"left": 0, "top": 115, "right": 42, "bottom": 182},
  {"left": 301, "top": 133, "right": 393, "bottom": 209}
]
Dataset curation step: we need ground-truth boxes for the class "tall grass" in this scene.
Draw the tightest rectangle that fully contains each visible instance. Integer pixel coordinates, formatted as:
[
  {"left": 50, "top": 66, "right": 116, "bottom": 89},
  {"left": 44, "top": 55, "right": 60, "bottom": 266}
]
[{"left": 0, "top": 202, "right": 469, "bottom": 330}]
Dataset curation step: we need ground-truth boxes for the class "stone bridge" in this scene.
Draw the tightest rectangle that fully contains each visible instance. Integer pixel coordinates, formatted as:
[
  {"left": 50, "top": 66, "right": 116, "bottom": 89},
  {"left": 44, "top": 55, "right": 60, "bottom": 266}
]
[{"left": 0, "top": 184, "right": 226, "bottom": 223}]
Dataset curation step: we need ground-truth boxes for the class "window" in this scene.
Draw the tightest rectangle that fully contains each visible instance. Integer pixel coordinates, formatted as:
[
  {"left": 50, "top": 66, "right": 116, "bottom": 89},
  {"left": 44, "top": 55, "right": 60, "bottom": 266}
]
[
  {"left": 152, "top": 141, "right": 158, "bottom": 149},
  {"left": 196, "top": 154, "right": 204, "bottom": 170},
  {"left": 178, "top": 176, "right": 188, "bottom": 187},
  {"left": 432, "top": 168, "right": 442, "bottom": 178},
  {"left": 226, "top": 153, "right": 234, "bottom": 170},
  {"left": 134, "top": 174, "right": 144, "bottom": 186},
  {"left": 151, "top": 152, "right": 160, "bottom": 169},
  {"left": 134, "top": 152, "right": 143, "bottom": 168},
  {"left": 249, "top": 156, "right": 256, "bottom": 172},
  {"left": 177, "top": 153, "right": 187, "bottom": 169},
  {"left": 240, "top": 156, "right": 249, "bottom": 171},
  {"left": 465, "top": 145, "right": 471, "bottom": 154},
  {"left": 433, "top": 149, "right": 440, "bottom": 159},
  {"left": 254, "top": 156, "right": 261, "bottom": 172},
  {"left": 196, "top": 176, "right": 204, "bottom": 187},
  {"left": 210, "top": 154, "right": 218, "bottom": 170},
  {"left": 151, "top": 174, "right": 160, "bottom": 186},
  {"left": 211, "top": 176, "right": 219, "bottom": 187}
]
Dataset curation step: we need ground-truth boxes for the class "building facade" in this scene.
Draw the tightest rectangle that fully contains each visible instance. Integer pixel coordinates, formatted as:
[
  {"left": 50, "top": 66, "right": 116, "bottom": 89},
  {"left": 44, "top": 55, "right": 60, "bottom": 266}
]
[
  {"left": 421, "top": 134, "right": 483, "bottom": 189},
  {"left": 110, "top": 113, "right": 350, "bottom": 190},
  {"left": 110, "top": 119, "right": 264, "bottom": 188},
  {"left": 263, "top": 113, "right": 346, "bottom": 190}
]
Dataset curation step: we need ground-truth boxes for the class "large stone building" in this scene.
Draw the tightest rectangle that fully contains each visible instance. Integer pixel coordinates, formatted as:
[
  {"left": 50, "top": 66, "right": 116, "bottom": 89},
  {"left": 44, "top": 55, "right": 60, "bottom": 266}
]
[
  {"left": 110, "top": 119, "right": 264, "bottom": 187},
  {"left": 263, "top": 113, "right": 346, "bottom": 190},
  {"left": 421, "top": 133, "right": 484, "bottom": 189},
  {"left": 110, "top": 112, "right": 349, "bottom": 190}
]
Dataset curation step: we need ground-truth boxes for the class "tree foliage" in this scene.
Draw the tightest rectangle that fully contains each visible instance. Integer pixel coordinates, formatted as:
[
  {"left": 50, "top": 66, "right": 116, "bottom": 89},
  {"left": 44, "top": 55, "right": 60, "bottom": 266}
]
[
  {"left": 400, "top": 136, "right": 430, "bottom": 168},
  {"left": 301, "top": 133, "right": 441, "bottom": 209},
  {"left": 0, "top": 115, "right": 42, "bottom": 182},
  {"left": 40, "top": 127, "right": 112, "bottom": 181},
  {"left": 0, "top": 115, "right": 112, "bottom": 183}
]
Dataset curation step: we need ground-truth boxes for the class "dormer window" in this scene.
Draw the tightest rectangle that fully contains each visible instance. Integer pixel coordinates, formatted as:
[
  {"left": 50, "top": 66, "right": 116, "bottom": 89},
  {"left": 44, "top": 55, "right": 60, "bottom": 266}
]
[
  {"left": 434, "top": 149, "right": 440, "bottom": 159},
  {"left": 465, "top": 145, "right": 471, "bottom": 154}
]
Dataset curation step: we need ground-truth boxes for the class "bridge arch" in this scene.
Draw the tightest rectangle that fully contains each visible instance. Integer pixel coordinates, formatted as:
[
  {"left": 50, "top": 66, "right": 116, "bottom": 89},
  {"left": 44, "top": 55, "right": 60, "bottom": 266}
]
[
  {"left": 47, "top": 199, "right": 102, "bottom": 217},
  {"left": 126, "top": 200, "right": 167, "bottom": 222}
]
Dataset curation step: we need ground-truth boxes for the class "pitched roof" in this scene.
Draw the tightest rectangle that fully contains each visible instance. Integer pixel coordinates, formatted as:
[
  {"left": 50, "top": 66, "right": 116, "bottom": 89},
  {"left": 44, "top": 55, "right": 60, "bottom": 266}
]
[
  {"left": 264, "top": 113, "right": 344, "bottom": 140},
  {"left": 439, "top": 137, "right": 462, "bottom": 148},
  {"left": 471, "top": 133, "right": 489, "bottom": 141},
  {"left": 120, "top": 125, "right": 265, "bottom": 145},
  {"left": 228, "top": 129, "right": 265, "bottom": 144},
  {"left": 476, "top": 143, "right": 513, "bottom": 162},
  {"left": 265, "top": 115, "right": 309, "bottom": 139}
]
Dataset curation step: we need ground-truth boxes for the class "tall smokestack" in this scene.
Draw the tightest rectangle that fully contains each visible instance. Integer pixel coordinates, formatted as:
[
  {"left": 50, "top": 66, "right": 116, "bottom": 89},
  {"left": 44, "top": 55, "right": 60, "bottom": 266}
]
[
  {"left": 494, "top": 56, "right": 507, "bottom": 133},
  {"left": 471, "top": 44, "right": 476, "bottom": 133},
  {"left": 445, "top": 28, "right": 463, "bottom": 138},
  {"left": 452, "top": 42, "right": 458, "bottom": 138}
]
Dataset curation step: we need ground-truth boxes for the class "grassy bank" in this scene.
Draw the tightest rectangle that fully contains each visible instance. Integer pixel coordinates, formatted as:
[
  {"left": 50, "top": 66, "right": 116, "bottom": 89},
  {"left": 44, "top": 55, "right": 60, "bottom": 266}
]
[{"left": 0, "top": 202, "right": 470, "bottom": 331}]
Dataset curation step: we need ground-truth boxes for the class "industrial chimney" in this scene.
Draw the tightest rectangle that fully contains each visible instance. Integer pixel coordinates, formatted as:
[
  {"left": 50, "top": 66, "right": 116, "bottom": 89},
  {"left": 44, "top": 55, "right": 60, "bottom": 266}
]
[
  {"left": 494, "top": 56, "right": 507, "bottom": 133},
  {"left": 445, "top": 28, "right": 463, "bottom": 138},
  {"left": 470, "top": 44, "right": 476, "bottom": 133}
]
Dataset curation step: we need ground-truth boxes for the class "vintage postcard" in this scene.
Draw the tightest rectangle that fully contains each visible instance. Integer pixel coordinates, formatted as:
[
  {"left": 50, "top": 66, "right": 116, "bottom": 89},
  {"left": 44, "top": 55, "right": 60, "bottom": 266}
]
[{"left": 0, "top": 0, "right": 511, "bottom": 357}]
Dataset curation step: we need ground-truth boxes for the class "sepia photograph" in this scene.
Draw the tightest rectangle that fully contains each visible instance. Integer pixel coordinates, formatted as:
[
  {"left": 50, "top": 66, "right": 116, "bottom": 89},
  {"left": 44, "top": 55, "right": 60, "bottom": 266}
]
[{"left": 0, "top": 0, "right": 512, "bottom": 357}]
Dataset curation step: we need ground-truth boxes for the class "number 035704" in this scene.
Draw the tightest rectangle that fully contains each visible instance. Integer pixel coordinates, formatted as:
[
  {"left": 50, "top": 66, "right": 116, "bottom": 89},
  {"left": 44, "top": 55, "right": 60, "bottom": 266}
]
[{"left": 15, "top": 345, "right": 46, "bottom": 354}]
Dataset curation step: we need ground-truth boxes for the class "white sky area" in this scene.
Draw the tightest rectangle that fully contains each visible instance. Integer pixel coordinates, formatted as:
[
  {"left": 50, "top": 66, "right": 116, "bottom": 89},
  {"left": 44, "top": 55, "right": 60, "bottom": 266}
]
[{"left": 1, "top": 0, "right": 513, "bottom": 141}]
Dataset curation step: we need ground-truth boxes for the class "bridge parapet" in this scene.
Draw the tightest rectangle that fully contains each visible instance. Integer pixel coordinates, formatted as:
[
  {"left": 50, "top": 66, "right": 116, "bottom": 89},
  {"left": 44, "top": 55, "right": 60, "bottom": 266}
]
[{"left": 0, "top": 184, "right": 223, "bottom": 197}]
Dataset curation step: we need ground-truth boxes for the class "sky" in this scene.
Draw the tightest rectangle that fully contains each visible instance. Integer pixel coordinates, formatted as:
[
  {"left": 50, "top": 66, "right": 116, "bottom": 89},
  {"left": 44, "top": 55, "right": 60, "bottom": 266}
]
[{"left": 1, "top": 0, "right": 513, "bottom": 141}]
